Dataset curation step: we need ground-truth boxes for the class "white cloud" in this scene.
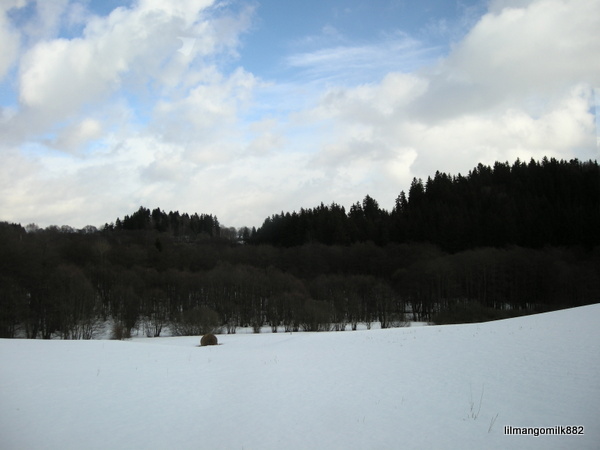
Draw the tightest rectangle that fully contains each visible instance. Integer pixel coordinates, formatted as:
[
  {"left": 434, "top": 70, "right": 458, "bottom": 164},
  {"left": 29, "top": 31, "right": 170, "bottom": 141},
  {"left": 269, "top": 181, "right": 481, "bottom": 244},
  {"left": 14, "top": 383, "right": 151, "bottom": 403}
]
[
  {"left": 245, "top": 119, "right": 286, "bottom": 156},
  {"left": 150, "top": 66, "right": 260, "bottom": 167},
  {"left": 411, "top": 0, "right": 600, "bottom": 121},
  {"left": 19, "top": 6, "right": 180, "bottom": 114},
  {"left": 308, "top": 80, "right": 595, "bottom": 189},
  {"left": 50, "top": 118, "right": 103, "bottom": 153},
  {"left": 8, "top": 0, "right": 254, "bottom": 142},
  {"left": 286, "top": 33, "right": 438, "bottom": 84},
  {"left": 19, "top": 38, "right": 108, "bottom": 113}
]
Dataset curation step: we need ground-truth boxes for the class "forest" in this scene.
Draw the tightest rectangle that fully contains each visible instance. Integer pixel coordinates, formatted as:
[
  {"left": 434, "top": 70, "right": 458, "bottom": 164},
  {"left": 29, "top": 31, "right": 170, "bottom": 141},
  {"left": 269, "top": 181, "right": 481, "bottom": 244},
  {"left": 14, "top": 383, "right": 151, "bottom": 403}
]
[{"left": 0, "top": 157, "right": 599, "bottom": 339}]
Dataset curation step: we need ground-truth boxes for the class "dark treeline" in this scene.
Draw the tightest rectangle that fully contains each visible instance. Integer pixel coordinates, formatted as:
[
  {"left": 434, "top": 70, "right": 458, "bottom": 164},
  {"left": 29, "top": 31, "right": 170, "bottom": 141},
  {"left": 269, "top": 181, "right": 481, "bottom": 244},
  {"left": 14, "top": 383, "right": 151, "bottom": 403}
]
[
  {"left": 106, "top": 206, "right": 221, "bottom": 238},
  {"left": 1, "top": 157, "right": 599, "bottom": 339},
  {"left": 252, "top": 157, "right": 600, "bottom": 250}
]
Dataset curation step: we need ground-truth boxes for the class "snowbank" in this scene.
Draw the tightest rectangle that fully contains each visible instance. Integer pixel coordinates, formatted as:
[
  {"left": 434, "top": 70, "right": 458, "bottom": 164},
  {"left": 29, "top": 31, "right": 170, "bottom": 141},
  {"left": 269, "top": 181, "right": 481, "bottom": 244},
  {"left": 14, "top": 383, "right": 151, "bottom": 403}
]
[{"left": 1, "top": 305, "right": 599, "bottom": 449}]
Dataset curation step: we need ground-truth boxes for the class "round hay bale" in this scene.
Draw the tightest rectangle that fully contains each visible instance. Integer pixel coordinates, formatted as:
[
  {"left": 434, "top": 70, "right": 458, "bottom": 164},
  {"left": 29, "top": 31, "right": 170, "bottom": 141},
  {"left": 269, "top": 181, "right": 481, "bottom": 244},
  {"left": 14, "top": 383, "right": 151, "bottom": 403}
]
[{"left": 200, "top": 333, "right": 218, "bottom": 346}]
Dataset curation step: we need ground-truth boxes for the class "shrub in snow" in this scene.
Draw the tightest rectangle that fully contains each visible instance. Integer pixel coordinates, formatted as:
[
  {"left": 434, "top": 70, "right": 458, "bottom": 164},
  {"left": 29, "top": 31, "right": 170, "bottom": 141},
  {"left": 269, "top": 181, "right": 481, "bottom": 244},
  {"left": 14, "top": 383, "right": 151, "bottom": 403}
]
[
  {"left": 299, "top": 299, "right": 333, "bottom": 332},
  {"left": 110, "top": 321, "right": 131, "bottom": 340},
  {"left": 200, "top": 333, "right": 218, "bottom": 346}
]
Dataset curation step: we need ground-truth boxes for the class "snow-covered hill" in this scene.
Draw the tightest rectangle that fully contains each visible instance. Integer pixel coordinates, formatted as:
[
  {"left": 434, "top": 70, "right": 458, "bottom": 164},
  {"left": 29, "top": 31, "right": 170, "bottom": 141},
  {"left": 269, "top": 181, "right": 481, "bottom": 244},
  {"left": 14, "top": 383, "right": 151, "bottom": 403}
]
[{"left": 1, "top": 305, "right": 599, "bottom": 450}]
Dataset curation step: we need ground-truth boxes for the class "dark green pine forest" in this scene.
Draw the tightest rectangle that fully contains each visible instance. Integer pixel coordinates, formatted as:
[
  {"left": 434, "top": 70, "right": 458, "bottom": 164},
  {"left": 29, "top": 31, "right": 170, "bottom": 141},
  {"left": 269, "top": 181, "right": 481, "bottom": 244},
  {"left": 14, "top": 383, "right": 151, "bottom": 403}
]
[{"left": 1, "top": 157, "right": 599, "bottom": 339}]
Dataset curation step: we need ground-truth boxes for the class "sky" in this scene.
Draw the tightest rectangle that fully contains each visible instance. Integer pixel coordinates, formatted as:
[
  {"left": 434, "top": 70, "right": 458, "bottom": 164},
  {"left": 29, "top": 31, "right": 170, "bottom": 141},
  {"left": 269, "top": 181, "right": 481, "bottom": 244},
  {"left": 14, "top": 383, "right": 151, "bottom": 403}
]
[{"left": 0, "top": 0, "right": 599, "bottom": 229}]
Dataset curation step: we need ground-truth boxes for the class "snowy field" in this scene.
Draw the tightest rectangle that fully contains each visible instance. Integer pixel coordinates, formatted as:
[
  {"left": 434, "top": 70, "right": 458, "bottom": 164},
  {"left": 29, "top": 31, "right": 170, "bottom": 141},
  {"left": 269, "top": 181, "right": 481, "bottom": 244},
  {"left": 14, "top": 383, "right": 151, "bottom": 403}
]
[{"left": 1, "top": 305, "right": 599, "bottom": 450}]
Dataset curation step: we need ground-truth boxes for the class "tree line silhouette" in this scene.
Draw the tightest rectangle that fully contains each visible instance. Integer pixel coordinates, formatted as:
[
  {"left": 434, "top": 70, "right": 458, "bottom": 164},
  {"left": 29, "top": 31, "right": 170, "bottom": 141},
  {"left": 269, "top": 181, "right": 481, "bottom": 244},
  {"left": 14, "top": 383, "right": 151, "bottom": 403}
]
[
  {"left": 252, "top": 157, "right": 600, "bottom": 250},
  {"left": 0, "top": 157, "right": 598, "bottom": 338}
]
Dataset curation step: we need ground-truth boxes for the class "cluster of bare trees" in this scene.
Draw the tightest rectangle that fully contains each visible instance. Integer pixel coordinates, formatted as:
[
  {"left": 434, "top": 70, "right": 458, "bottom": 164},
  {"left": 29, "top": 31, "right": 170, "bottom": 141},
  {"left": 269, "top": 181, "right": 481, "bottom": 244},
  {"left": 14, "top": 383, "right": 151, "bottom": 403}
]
[
  {"left": 2, "top": 218, "right": 598, "bottom": 339},
  {"left": 0, "top": 224, "right": 410, "bottom": 338},
  {"left": 394, "top": 246, "right": 600, "bottom": 322},
  {"left": 92, "top": 261, "right": 407, "bottom": 337}
]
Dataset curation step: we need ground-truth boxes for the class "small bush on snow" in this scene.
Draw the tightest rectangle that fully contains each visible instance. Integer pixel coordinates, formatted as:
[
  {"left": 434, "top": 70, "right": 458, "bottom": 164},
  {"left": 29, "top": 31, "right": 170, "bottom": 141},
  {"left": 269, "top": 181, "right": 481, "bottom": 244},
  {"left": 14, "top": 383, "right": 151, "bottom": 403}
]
[
  {"left": 200, "top": 333, "right": 218, "bottom": 346},
  {"left": 110, "top": 321, "right": 131, "bottom": 340}
]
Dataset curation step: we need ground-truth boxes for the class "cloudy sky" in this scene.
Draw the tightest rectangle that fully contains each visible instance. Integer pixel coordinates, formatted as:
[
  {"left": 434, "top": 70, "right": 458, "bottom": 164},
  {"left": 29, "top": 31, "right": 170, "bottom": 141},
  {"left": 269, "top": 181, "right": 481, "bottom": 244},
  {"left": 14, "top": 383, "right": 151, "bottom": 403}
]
[{"left": 1, "top": 0, "right": 599, "bottom": 229}]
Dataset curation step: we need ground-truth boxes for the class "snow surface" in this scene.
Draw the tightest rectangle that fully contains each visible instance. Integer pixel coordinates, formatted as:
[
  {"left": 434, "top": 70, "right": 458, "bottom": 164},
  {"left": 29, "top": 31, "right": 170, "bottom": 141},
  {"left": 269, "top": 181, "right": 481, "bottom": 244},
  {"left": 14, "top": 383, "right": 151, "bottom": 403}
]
[{"left": 1, "top": 305, "right": 599, "bottom": 450}]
